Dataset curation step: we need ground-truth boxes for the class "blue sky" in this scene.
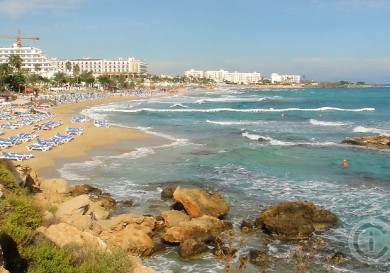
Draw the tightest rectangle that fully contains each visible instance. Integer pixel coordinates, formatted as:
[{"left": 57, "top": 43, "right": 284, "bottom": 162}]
[{"left": 0, "top": 0, "right": 389, "bottom": 83}]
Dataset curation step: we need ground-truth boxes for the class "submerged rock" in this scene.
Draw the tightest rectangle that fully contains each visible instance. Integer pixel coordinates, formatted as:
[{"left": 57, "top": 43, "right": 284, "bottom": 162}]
[
  {"left": 342, "top": 135, "right": 390, "bottom": 149},
  {"left": 255, "top": 200, "right": 337, "bottom": 240},
  {"left": 249, "top": 249, "right": 268, "bottom": 266},
  {"left": 173, "top": 187, "right": 229, "bottom": 218},
  {"left": 179, "top": 239, "right": 210, "bottom": 260}
]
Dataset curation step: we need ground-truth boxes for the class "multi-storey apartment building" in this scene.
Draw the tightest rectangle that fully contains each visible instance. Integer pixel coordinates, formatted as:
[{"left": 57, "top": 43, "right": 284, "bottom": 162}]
[
  {"left": 184, "top": 69, "right": 204, "bottom": 78},
  {"left": 200, "top": 69, "right": 261, "bottom": 84},
  {"left": 0, "top": 43, "right": 56, "bottom": 76},
  {"left": 54, "top": 57, "right": 148, "bottom": 75},
  {"left": 270, "top": 73, "right": 300, "bottom": 84}
]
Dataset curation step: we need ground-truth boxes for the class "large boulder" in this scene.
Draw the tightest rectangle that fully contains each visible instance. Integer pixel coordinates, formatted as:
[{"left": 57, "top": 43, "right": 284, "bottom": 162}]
[
  {"left": 99, "top": 226, "right": 154, "bottom": 256},
  {"left": 37, "top": 223, "right": 108, "bottom": 252},
  {"left": 55, "top": 194, "right": 92, "bottom": 230},
  {"left": 162, "top": 215, "right": 224, "bottom": 244},
  {"left": 96, "top": 213, "right": 157, "bottom": 236},
  {"left": 255, "top": 201, "right": 337, "bottom": 240},
  {"left": 69, "top": 184, "right": 102, "bottom": 197},
  {"left": 173, "top": 187, "right": 229, "bottom": 218},
  {"left": 161, "top": 210, "right": 191, "bottom": 228},
  {"left": 342, "top": 135, "right": 390, "bottom": 149},
  {"left": 39, "top": 178, "right": 71, "bottom": 204}
]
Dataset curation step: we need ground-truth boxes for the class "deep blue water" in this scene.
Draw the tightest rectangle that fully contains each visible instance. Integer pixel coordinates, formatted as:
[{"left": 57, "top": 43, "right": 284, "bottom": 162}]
[{"left": 60, "top": 87, "right": 390, "bottom": 272}]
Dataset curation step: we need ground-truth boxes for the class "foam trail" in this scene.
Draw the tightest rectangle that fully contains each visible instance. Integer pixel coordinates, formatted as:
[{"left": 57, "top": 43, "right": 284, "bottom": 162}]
[
  {"left": 95, "top": 107, "right": 375, "bottom": 114},
  {"left": 242, "top": 131, "right": 338, "bottom": 147},
  {"left": 170, "top": 103, "right": 189, "bottom": 108},
  {"left": 309, "top": 119, "right": 349, "bottom": 127},
  {"left": 353, "top": 126, "right": 390, "bottom": 136}
]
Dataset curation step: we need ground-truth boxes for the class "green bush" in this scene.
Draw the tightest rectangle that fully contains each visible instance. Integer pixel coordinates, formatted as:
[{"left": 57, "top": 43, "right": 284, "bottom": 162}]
[
  {"left": 24, "top": 241, "right": 74, "bottom": 273},
  {"left": 0, "top": 193, "right": 42, "bottom": 245},
  {"left": 0, "top": 160, "right": 18, "bottom": 190}
]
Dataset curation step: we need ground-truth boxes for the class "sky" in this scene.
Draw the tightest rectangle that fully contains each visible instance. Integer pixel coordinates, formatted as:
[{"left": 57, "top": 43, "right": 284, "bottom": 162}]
[{"left": 0, "top": 0, "right": 389, "bottom": 83}]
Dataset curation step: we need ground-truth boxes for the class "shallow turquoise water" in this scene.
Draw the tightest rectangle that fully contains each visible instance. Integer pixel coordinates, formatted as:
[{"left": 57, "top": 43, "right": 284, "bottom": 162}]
[{"left": 61, "top": 87, "right": 390, "bottom": 272}]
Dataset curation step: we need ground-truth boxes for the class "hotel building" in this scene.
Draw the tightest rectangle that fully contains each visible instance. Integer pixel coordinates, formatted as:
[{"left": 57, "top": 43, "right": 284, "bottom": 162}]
[
  {"left": 186, "top": 69, "right": 261, "bottom": 84},
  {"left": 53, "top": 57, "right": 148, "bottom": 75},
  {"left": 270, "top": 73, "right": 300, "bottom": 84},
  {"left": 184, "top": 69, "right": 204, "bottom": 78},
  {"left": 0, "top": 43, "right": 56, "bottom": 77}
]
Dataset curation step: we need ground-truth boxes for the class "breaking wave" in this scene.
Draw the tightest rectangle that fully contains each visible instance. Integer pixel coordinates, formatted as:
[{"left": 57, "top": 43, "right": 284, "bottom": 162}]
[
  {"left": 353, "top": 126, "right": 390, "bottom": 136},
  {"left": 309, "top": 119, "right": 349, "bottom": 127},
  {"left": 95, "top": 107, "right": 375, "bottom": 114}
]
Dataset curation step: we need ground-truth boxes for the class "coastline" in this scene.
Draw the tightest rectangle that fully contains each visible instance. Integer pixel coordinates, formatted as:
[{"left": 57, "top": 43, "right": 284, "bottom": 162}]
[{"left": 1, "top": 94, "right": 154, "bottom": 177}]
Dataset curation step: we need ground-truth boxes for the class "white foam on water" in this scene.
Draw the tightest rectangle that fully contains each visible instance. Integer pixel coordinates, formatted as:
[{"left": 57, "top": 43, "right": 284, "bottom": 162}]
[
  {"left": 353, "top": 126, "right": 390, "bottom": 136},
  {"left": 206, "top": 119, "right": 270, "bottom": 126},
  {"left": 309, "top": 119, "right": 350, "bottom": 127},
  {"left": 95, "top": 106, "right": 375, "bottom": 114},
  {"left": 241, "top": 131, "right": 338, "bottom": 147},
  {"left": 169, "top": 103, "right": 189, "bottom": 108}
]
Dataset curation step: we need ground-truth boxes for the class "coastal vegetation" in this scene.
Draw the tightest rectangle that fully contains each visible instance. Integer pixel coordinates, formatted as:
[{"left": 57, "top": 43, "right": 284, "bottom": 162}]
[{"left": 0, "top": 160, "right": 134, "bottom": 273}]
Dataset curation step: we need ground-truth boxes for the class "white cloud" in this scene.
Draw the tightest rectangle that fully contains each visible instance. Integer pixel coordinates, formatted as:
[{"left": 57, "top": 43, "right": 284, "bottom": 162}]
[{"left": 0, "top": 0, "right": 86, "bottom": 17}]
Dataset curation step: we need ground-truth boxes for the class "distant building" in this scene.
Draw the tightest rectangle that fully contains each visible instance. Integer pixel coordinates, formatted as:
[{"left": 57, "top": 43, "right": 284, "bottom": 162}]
[
  {"left": 225, "top": 71, "right": 261, "bottom": 84},
  {"left": 185, "top": 69, "right": 204, "bottom": 78},
  {"left": 53, "top": 57, "right": 148, "bottom": 75},
  {"left": 270, "top": 73, "right": 300, "bottom": 84},
  {"left": 0, "top": 43, "right": 56, "bottom": 77},
  {"left": 202, "top": 69, "right": 261, "bottom": 84}
]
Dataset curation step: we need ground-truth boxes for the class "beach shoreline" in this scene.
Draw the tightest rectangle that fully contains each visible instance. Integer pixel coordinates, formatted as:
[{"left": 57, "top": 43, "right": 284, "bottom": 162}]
[{"left": 1, "top": 88, "right": 214, "bottom": 179}]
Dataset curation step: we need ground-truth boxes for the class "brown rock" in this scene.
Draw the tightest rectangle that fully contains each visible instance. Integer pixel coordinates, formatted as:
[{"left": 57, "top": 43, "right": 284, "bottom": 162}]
[
  {"left": 55, "top": 194, "right": 90, "bottom": 226},
  {"left": 173, "top": 187, "right": 229, "bottom": 218},
  {"left": 162, "top": 215, "right": 224, "bottom": 243},
  {"left": 255, "top": 201, "right": 337, "bottom": 240},
  {"left": 178, "top": 239, "right": 209, "bottom": 260},
  {"left": 92, "top": 194, "right": 117, "bottom": 209},
  {"left": 96, "top": 213, "right": 157, "bottom": 236},
  {"left": 69, "top": 184, "right": 102, "bottom": 197},
  {"left": 37, "top": 223, "right": 108, "bottom": 251},
  {"left": 100, "top": 226, "right": 154, "bottom": 256},
  {"left": 161, "top": 210, "right": 191, "bottom": 228},
  {"left": 240, "top": 220, "right": 254, "bottom": 233},
  {"left": 249, "top": 249, "right": 268, "bottom": 266},
  {"left": 161, "top": 186, "right": 177, "bottom": 199},
  {"left": 342, "top": 135, "right": 390, "bottom": 149},
  {"left": 39, "top": 178, "right": 71, "bottom": 204}
]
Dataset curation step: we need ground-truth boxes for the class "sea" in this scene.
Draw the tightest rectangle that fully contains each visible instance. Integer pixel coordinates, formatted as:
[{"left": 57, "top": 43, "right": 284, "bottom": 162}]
[{"left": 59, "top": 86, "right": 390, "bottom": 273}]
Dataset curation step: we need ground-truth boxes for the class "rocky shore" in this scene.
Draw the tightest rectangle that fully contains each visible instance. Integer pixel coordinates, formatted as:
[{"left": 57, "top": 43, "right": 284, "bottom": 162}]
[
  {"left": 0, "top": 163, "right": 342, "bottom": 273},
  {"left": 342, "top": 135, "right": 390, "bottom": 149}
]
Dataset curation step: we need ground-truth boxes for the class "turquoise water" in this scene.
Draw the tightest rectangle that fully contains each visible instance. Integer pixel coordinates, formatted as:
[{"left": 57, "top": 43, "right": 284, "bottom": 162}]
[{"left": 60, "top": 87, "right": 390, "bottom": 272}]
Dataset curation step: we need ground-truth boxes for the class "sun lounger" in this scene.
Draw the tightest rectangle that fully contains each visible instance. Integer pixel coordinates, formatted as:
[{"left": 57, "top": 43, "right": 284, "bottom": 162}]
[
  {"left": 1, "top": 152, "right": 30, "bottom": 161},
  {"left": 94, "top": 120, "right": 110, "bottom": 128},
  {"left": 65, "top": 127, "right": 84, "bottom": 135},
  {"left": 55, "top": 132, "right": 74, "bottom": 142},
  {"left": 26, "top": 144, "right": 50, "bottom": 152}
]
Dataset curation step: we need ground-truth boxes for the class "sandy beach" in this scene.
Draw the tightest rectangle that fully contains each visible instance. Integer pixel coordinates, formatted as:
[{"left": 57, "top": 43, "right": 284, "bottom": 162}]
[{"left": 0, "top": 92, "right": 173, "bottom": 177}]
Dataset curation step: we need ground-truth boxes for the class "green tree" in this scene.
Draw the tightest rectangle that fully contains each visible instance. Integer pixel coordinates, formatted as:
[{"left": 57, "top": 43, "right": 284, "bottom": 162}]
[
  {"left": 8, "top": 54, "right": 23, "bottom": 72},
  {"left": 65, "top": 61, "right": 72, "bottom": 73},
  {"left": 33, "top": 63, "right": 42, "bottom": 73},
  {"left": 79, "top": 71, "right": 95, "bottom": 86},
  {"left": 73, "top": 64, "right": 80, "bottom": 84},
  {"left": 97, "top": 75, "right": 112, "bottom": 88},
  {"left": 52, "top": 72, "right": 69, "bottom": 86}
]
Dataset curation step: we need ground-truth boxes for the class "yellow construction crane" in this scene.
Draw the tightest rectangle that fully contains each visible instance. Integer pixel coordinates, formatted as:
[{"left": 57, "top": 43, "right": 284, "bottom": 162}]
[{"left": 0, "top": 29, "right": 40, "bottom": 47}]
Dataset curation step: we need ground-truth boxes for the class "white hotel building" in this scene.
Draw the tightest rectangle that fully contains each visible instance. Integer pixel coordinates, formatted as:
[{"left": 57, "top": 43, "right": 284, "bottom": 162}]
[
  {"left": 270, "top": 73, "right": 300, "bottom": 84},
  {"left": 54, "top": 57, "right": 148, "bottom": 75},
  {"left": 185, "top": 69, "right": 261, "bottom": 84},
  {"left": 0, "top": 43, "right": 56, "bottom": 77}
]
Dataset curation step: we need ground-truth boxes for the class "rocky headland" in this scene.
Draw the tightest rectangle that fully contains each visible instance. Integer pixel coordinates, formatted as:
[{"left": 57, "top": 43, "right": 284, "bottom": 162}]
[{"left": 0, "top": 162, "right": 343, "bottom": 272}]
